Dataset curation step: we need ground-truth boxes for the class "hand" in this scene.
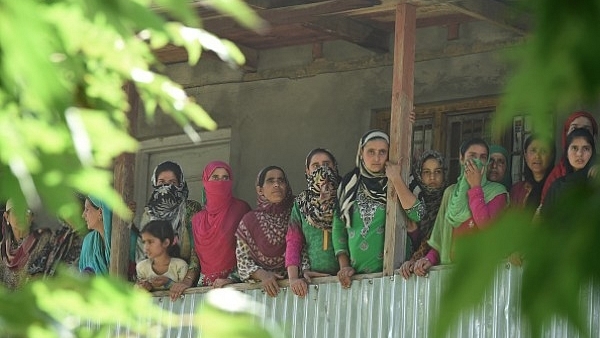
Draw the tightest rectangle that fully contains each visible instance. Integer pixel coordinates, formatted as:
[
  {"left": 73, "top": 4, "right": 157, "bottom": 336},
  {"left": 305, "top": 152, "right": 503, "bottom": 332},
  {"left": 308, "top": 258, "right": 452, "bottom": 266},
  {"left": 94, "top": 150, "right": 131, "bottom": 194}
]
[
  {"left": 150, "top": 275, "right": 169, "bottom": 288},
  {"left": 135, "top": 279, "right": 152, "bottom": 291},
  {"left": 212, "top": 278, "right": 234, "bottom": 288},
  {"left": 337, "top": 266, "right": 355, "bottom": 289},
  {"left": 260, "top": 271, "right": 284, "bottom": 297},
  {"left": 289, "top": 277, "right": 308, "bottom": 297},
  {"left": 398, "top": 260, "right": 415, "bottom": 280},
  {"left": 409, "top": 109, "right": 416, "bottom": 124},
  {"left": 413, "top": 258, "right": 432, "bottom": 277},
  {"left": 385, "top": 160, "right": 403, "bottom": 180},
  {"left": 169, "top": 281, "right": 190, "bottom": 301},
  {"left": 464, "top": 159, "right": 483, "bottom": 188}
]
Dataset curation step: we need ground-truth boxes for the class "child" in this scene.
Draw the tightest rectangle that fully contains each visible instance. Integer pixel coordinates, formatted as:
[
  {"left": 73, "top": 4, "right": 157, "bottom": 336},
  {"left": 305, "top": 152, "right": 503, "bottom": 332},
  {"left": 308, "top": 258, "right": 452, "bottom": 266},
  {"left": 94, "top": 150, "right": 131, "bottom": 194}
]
[{"left": 135, "top": 220, "right": 188, "bottom": 292}]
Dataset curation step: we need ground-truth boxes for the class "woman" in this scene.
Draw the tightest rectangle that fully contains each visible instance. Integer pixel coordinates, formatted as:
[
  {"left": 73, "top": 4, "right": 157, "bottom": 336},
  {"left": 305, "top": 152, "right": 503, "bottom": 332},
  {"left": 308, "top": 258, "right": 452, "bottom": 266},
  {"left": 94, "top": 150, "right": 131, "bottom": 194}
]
[
  {"left": 487, "top": 145, "right": 512, "bottom": 191},
  {"left": 286, "top": 148, "right": 341, "bottom": 297},
  {"left": 394, "top": 150, "right": 447, "bottom": 279},
  {"left": 541, "top": 111, "right": 598, "bottom": 203},
  {"left": 540, "top": 128, "right": 596, "bottom": 216},
  {"left": 0, "top": 200, "right": 79, "bottom": 289},
  {"left": 413, "top": 138, "right": 508, "bottom": 275},
  {"left": 333, "top": 130, "right": 390, "bottom": 288},
  {"left": 510, "top": 134, "right": 555, "bottom": 211},
  {"left": 235, "top": 166, "right": 294, "bottom": 297},
  {"left": 192, "top": 161, "right": 250, "bottom": 288},
  {"left": 136, "top": 161, "right": 202, "bottom": 299},
  {"left": 80, "top": 196, "right": 112, "bottom": 274}
]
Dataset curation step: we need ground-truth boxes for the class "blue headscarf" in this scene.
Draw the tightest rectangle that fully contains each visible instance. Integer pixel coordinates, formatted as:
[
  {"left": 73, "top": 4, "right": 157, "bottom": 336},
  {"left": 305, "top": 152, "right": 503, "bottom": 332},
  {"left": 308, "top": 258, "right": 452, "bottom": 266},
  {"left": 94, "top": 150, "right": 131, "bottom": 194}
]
[{"left": 79, "top": 196, "right": 112, "bottom": 274}]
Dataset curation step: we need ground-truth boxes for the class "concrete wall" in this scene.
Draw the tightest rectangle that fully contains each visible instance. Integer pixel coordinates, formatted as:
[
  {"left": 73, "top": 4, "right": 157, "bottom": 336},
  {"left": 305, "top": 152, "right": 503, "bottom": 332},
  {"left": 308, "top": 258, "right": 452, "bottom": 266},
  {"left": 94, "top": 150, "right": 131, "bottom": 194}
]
[{"left": 134, "top": 20, "right": 517, "bottom": 205}]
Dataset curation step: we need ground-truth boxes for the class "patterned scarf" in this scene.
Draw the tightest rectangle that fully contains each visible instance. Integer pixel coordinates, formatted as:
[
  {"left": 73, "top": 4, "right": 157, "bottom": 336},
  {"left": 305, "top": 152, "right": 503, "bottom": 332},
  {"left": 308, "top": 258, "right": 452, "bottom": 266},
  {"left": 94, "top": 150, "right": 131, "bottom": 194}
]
[
  {"left": 1, "top": 221, "right": 38, "bottom": 270},
  {"left": 236, "top": 167, "right": 294, "bottom": 270},
  {"left": 145, "top": 161, "right": 189, "bottom": 242},
  {"left": 338, "top": 130, "right": 389, "bottom": 229},
  {"left": 412, "top": 150, "right": 447, "bottom": 236},
  {"left": 296, "top": 165, "right": 341, "bottom": 230}
]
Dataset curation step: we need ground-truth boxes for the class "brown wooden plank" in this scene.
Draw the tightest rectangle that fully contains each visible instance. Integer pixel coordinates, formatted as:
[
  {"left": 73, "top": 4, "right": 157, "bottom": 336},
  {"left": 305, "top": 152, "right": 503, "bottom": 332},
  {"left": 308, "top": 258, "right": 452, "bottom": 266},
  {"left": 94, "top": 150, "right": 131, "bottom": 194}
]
[
  {"left": 109, "top": 83, "right": 138, "bottom": 278},
  {"left": 302, "top": 16, "right": 390, "bottom": 52},
  {"left": 448, "top": 0, "right": 531, "bottom": 35},
  {"left": 383, "top": 3, "right": 416, "bottom": 276}
]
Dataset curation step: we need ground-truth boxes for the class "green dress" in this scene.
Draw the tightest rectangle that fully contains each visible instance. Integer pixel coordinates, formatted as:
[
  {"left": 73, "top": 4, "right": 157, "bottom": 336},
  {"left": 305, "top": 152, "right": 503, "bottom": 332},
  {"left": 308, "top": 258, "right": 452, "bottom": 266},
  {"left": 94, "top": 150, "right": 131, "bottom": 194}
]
[
  {"left": 289, "top": 202, "right": 339, "bottom": 275},
  {"left": 332, "top": 191, "right": 386, "bottom": 274}
]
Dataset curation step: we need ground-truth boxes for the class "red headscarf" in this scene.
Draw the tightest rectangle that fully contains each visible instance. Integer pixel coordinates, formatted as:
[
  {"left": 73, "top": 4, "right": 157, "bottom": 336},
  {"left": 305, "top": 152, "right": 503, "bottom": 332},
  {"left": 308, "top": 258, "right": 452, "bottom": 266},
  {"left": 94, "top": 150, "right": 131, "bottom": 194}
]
[
  {"left": 192, "top": 161, "right": 250, "bottom": 285},
  {"left": 541, "top": 111, "right": 598, "bottom": 203}
]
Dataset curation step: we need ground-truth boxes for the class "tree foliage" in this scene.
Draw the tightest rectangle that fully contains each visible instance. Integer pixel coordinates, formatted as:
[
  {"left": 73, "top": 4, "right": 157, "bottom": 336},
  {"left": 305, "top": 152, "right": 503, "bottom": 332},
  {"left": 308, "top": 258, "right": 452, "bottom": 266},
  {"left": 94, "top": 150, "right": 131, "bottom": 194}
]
[
  {"left": 0, "top": 0, "right": 261, "bottom": 226},
  {"left": 438, "top": 0, "right": 600, "bottom": 337}
]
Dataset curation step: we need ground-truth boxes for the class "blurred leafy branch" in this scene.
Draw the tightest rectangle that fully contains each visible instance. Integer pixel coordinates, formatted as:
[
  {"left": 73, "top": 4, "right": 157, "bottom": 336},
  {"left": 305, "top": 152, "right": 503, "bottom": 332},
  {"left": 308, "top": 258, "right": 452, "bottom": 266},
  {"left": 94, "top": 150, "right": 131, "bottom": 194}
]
[
  {"left": 438, "top": 0, "right": 600, "bottom": 337},
  {"left": 0, "top": 0, "right": 265, "bottom": 336},
  {"left": 0, "top": 0, "right": 263, "bottom": 228}
]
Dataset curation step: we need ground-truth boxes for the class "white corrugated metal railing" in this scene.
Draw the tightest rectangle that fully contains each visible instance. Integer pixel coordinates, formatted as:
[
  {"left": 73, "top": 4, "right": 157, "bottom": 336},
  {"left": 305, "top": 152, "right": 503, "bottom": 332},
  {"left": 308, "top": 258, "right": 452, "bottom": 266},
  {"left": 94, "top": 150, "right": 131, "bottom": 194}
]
[{"left": 98, "top": 264, "right": 600, "bottom": 337}]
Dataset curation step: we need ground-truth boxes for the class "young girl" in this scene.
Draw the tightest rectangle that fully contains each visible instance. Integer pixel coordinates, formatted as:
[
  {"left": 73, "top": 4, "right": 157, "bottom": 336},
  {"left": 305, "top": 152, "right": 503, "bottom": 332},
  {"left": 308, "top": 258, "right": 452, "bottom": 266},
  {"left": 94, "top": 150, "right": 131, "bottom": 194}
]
[{"left": 136, "top": 220, "right": 188, "bottom": 292}]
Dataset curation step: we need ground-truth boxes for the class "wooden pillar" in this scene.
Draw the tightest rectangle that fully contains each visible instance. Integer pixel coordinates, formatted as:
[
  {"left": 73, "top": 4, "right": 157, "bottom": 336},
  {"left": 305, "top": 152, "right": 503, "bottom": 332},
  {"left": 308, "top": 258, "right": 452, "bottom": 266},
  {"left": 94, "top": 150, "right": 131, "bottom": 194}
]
[
  {"left": 110, "top": 83, "right": 138, "bottom": 278},
  {"left": 383, "top": 3, "right": 416, "bottom": 276}
]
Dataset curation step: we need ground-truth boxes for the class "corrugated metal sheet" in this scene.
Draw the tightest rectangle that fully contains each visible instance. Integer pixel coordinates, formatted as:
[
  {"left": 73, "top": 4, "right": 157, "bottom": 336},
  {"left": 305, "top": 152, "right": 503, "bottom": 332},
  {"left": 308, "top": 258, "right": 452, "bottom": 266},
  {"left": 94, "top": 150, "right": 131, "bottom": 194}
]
[{"left": 86, "top": 265, "right": 600, "bottom": 337}]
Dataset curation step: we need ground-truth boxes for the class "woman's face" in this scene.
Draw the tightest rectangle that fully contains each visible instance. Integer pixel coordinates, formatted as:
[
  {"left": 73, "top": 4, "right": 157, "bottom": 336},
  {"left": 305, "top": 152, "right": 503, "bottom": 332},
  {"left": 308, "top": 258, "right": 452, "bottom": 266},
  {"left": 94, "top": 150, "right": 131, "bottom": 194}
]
[
  {"left": 525, "top": 139, "right": 552, "bottom": 178},
  {"left": 420, "top": 158, "right": 444, "bottom": 189},
  {"left": 209, "top": 167, "right": 230, "bottom": 181},
  {"left": 82, "top": 199, "right": 103, "bottom": 232},
  {"left": 360, "top": 139, "right": 389, "bottom": 173},
  {"left": 460, "top": 144, "right": 488, "bottom": 165},
  {"left": 568, "top": 116, "right": 594, "bottom": 135},
  {"left": 567, "top": 137, "right": 593, "bottom": 171},
  {"left": 3, "top": 209, "right": 32, "bottom": 233},
  {"left": 487, "top": 153, "right": 507, "bottom": 183},
  {"left": 156, "top": 170, "right": 179, "bottom": 186},
  {"left": 306, "top": 152, "right": 335, "bottom": 175},
  {"left": 258, "top": 169, "right": 288, "bottom": 203}
]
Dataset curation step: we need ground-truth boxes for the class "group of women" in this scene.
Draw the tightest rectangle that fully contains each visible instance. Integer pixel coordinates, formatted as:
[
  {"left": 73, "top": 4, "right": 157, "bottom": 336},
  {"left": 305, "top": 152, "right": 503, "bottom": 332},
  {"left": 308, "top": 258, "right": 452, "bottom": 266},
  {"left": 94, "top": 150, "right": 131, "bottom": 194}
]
[{"left": 1, "top": 111, "right": 596, "bottom": 296}]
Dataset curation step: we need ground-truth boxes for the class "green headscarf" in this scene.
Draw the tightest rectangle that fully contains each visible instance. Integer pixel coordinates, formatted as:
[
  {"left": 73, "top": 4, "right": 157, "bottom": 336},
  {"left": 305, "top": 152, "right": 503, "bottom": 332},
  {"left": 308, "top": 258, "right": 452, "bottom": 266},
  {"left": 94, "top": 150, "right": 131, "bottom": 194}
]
[
  {"left": 488, "top": 145, "right": 512, "bottom": 191},
  {"left": 428, "top": 159, "right": 507, "bottom": 264}
]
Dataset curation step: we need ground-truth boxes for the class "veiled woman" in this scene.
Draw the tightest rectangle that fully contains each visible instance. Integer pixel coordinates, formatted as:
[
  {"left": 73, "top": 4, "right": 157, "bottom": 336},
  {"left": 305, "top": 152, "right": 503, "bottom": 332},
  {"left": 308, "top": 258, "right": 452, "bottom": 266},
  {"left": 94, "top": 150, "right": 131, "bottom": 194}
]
[
  {"left": 136, "top": 161, "right": 202, "bottom": 299},
  {"left": 192, "top": 161, "right": 250, "bottom": 288},
  {"left": 79, "top": 196, "right": 112, "bottom": 274},
  {"left": 236, "top": 166, "right": 294, "bottom": 297}
]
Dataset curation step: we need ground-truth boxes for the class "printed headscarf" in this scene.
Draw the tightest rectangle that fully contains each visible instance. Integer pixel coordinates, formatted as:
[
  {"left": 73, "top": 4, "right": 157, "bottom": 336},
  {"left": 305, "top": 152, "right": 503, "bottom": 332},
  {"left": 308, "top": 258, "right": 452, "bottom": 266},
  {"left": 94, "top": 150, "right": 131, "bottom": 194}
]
[
  {"left": 145, "top": 161, "right": 189, "bottom": 242},
  {"left": 79, "top": 196, "right": 112, "bottom": 274},
  {"left": 412, "top": 150, "right": 447, "bottom": 235},
  {"left": 296, "top": 165, "right": 341, "bottom": 230},
  {"left": 488, "top": 145, "right": 512, "bottom": 191},
  {"left": 236, "top": 166, "right": 294, "bottom": 270},
  {"left": 337, "top": 130, "right": 389, "bottom": 229}
]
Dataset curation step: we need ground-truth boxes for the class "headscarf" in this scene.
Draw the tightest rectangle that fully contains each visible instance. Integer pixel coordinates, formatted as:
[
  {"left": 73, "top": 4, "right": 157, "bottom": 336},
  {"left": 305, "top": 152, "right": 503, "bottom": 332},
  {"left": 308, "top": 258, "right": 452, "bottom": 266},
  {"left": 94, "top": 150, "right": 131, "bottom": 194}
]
[
  {"left": 563, "top": 128, "right": 597, "bottom": 175},
  {"left": 79, "top": 196, "right": 112, "bottom": 274},
  {"left": 488, "top": 145, "right": 512, "bottom": 190},
  {"left": 236, "top": 166, "right": 294, "bottom": 270},
  {"left": 542, "top": 111, "right": 598, "bottom": 203},
  {"left": 519, "top": 134, "right": 556, "bottom": 209},
  {"left": 428, "top": 157, "right": 507, "bottom": 264},
  {"left": 192, "top": 161, "right": 250, "bottom": 283},
  {"left": 412, "top": 150, "right": 447, "bottom": 236},
  {"left": 337, "top": 130, "right": 389, "bottom": 229},
  {"left": 145, "top": 161, "right": 189, "bottom": 242}
]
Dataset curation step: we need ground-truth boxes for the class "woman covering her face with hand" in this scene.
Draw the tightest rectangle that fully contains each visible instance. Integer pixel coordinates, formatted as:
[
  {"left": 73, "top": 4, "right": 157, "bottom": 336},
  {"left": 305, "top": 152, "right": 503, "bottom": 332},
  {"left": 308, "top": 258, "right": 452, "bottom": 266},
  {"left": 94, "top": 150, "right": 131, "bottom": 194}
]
[{"left": 413, "top": 138, "right": 508, "bottom": 276}]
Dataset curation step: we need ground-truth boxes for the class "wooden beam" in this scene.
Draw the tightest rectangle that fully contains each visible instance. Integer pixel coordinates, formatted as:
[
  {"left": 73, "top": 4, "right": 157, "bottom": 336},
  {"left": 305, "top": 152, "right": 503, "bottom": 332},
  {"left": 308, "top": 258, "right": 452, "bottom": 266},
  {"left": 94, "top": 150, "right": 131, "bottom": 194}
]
[
  {"left": 246, "top": 0, "right": 330, "bottom": 9},
  {"left": 448, "top": 0, "right": 531, "bottom": 35},
  {"left": 383, "top": 3, "right": 416, "bottom": 276},
  {"left": 110, "top": 83, "right": 138, "bottom": 279},
  {"left": 200, "top": 0, "right": 380, "bottom": 35},
  {"left": 303, "top": 16, "right": 390, "bottom": 53},
  {"left": 154, "top": 43, "right": 259, "bottom": 71}
]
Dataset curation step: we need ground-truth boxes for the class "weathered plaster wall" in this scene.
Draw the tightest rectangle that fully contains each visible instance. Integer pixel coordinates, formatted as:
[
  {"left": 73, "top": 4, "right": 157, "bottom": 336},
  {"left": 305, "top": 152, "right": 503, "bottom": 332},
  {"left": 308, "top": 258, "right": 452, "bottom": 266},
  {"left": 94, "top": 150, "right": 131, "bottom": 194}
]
[{"left": 135, "top": 20, "right": 515, "bottom": 204}]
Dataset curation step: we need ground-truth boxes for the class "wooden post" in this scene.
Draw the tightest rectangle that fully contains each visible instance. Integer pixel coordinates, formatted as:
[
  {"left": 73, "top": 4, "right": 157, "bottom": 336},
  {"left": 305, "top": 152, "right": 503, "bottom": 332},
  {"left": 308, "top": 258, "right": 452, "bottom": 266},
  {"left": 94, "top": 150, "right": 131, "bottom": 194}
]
[
  {"left": 383, "top": 3, "right": 416, "bottom": 276},
  {"left": 110, "top": 83, "right": 138, "bottom": 278}
]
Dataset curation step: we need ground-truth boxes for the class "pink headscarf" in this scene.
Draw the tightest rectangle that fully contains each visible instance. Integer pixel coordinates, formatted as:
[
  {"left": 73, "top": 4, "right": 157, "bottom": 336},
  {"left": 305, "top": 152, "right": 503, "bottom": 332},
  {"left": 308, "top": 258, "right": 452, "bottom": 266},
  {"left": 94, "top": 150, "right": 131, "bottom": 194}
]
[
  {"left": 192, "top": 161, "right": 250, "bottom": 285},
  {"left": 541, "top": 111, "right": 598, "bottom": 204}
]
